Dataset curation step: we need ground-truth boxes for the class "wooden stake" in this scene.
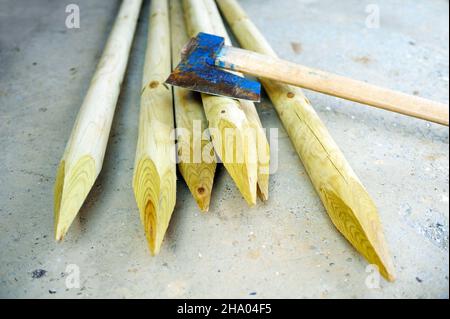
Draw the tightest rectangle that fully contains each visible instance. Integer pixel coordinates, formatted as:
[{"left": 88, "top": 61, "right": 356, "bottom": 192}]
[
  {"left": 182, "top": 0, "right": 258, "bottom": 205},
  {"left": 133, "top": 0, "right": 176, "bottom": 255},
  {"left": 169, "top": 0, "right": 216, "bottom": 212},
  {"left": 203, "top": 0, "right": 270, "bottom": 201},
  {"left": 54, "top": 0, "right": 143, "bottom": 241},
  {"left": 217, "top": 0, "right": 395, "bottom": 281}
]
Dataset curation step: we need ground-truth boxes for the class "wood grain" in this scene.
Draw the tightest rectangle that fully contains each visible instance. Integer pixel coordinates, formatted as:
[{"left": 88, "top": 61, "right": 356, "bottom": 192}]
[
  {"left": 203, "top": 0, "right": 270, "bottom": 201},
  {"left": 182, "top": 0, "right": 258, "bottom": 205},
  {"left": 170, "top": 0, "right": 216, "bottom": 212},
  {"left": 217, "top": 0, "right": 395, "bottom": 281},
  {"left": 54, "top": 0, "right": 143, "bottom": 241},
  {"left": 132, "top": 0, "right": 176, "bottom": 255}
]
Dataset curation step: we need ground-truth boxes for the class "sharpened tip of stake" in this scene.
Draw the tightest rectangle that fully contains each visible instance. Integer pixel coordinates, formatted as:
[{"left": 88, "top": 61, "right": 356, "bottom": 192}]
[
  {"left": 53, "top": 156, "right": 96, "bottom": 242},
  {"left": 257, "top": 185, "right": 269, "bottom": 202},
  {"left": 54, "top": 227, "right": 66, "bottom": 242},
  {"left": 196, "top": 186, "right": 211, "bottom": 212},
  {"left": 190, "top": 178, "right": 214, "bottom": 213},
  {"left": 387, "top": 272, "right": 396, "bottom": 282}
]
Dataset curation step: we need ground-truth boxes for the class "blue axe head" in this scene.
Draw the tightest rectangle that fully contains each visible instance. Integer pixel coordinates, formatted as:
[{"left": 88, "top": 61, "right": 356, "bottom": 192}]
[{"left": 166, "top": 32, "right": 261, "bottom": 102}]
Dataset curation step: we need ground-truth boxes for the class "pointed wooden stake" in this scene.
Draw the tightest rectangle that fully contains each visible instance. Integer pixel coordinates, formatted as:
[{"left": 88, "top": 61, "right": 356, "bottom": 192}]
[
  {"left": 169, "top": 0, "right": 216, "bottom": 212},
  {"left": 133, "top": 0, "right": 176, "bottom": 255},
  {"left": 182, "top": 0, "right": 257, "bottom": 205},
  {"left": 202, "top": 0, "right": 270, "bottom": 201},
  {"left": 54, "top": 0, "right": 143, "bottom": 241},
  {"left": 217, "top": 0, "right": 395, "bottom": 281}
]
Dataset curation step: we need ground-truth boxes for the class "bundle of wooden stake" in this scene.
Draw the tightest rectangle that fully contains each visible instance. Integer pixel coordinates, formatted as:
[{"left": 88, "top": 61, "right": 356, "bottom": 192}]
[
  {"left": 54, "top": 0, "right": 269, "bottom": 251},
  {"left": 54, "top": 0, "right": 395, "bottom": 281}
]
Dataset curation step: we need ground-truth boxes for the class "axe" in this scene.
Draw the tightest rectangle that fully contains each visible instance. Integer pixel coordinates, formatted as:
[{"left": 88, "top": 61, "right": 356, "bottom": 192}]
[{"left": 166, "top": 32, "right": 449, "bottom": 126}]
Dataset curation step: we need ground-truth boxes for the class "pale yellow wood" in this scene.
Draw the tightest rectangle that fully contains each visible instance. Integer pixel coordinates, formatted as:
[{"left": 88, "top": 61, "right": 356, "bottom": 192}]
[
  {"left": 217, "top": 0, "right": 396, "bottom": 281},
  {"left": 241, "top": 100, "right": 270, "bottom": 201},
  {"left": 132, "top": 0, "right": 176, "bottom": 255},
  {"left": 170, "top": 0, "right": 216, "bottom": 212},
  {"left": 203, "top": 0, "right": 270, "bottom": 201},
  {"left": 54, "top": 0, "right": 143, "bottom": 241},
  {"left": 217, "top": 46, "right": 449, "bottom": 126},
  {"left": 182, "top": 0, "right": 257, "bottom": 205}
]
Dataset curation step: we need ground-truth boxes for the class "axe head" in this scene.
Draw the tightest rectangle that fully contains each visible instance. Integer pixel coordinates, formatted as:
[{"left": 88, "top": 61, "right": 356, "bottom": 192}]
[{"left": 166, "top": 32, "right": 261, "bottom": 102}]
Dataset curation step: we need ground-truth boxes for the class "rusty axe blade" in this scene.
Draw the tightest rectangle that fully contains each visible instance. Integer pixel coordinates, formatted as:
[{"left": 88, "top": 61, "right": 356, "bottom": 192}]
[{"left": 165, "top": 32, "right": 261, "bottom": 102}]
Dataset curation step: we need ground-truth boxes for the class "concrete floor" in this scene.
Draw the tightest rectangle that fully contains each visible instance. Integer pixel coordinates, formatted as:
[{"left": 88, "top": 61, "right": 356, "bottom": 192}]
[{"left": 0, "top": 0, "right": 448, "bottom": 299}]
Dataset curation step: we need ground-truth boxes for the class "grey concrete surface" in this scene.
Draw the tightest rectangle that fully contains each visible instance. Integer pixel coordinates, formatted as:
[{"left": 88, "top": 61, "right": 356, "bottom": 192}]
[{"left": 0, "top": 0, "right": 448, "bottom": 299}]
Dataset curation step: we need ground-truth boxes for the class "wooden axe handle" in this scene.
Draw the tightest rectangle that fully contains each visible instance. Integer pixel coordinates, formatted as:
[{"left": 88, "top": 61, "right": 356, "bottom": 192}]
[{"left": 217, "top": 47, "right": 449, "bottom": 126}]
